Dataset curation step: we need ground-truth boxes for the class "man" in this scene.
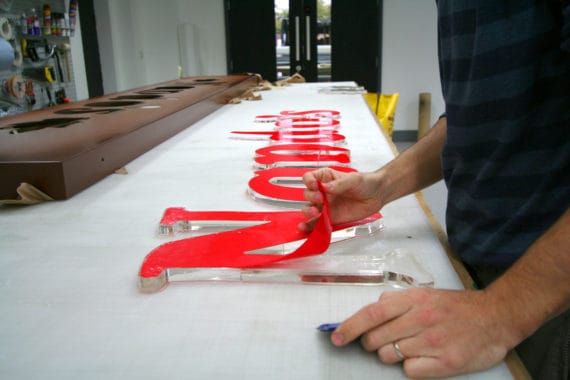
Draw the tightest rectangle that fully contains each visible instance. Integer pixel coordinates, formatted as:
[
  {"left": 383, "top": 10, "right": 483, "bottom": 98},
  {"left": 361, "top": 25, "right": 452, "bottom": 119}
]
[{"left": 300, "top": 1, "right": 569, "bottom": 378}]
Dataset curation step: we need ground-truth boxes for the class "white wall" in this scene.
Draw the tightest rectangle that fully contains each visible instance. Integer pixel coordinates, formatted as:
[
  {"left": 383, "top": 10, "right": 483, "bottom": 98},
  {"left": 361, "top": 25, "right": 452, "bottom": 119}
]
[
  {"left": 174, "top": 1, "right": 228, "bottom": 77},
  {"left": 382, "top": 0, "right": 444, "bottom": 134},
  {"left": 95, "top": 0, "right": 227, "bottom": 94},
  {"left": 90, "top": 0, "right": 443, "bottom": 136}
]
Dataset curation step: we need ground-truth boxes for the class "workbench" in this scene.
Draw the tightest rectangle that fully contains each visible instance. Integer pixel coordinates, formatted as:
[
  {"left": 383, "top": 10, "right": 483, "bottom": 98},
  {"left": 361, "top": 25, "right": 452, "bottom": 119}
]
[{"left": 0, "top": 82, "right": 517, "bottom": 379}]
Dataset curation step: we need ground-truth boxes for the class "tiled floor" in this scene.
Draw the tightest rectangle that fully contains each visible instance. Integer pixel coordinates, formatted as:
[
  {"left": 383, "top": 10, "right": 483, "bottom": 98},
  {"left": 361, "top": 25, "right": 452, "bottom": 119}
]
[{"left": 394, "top": 141, "right": 447, "bottom": 232}]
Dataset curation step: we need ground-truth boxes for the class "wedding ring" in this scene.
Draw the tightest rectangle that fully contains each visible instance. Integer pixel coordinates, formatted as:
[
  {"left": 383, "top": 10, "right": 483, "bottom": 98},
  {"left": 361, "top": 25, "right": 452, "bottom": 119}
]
[{"left": 393, "top": 341, "right": 406, "bottom": 361}]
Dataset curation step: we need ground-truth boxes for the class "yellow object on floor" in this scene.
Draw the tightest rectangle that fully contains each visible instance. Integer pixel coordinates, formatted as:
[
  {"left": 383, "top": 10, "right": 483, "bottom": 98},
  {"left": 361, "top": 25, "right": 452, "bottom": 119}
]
[{"left": 364, "top": 92, "right": 400, "bottom": 137}]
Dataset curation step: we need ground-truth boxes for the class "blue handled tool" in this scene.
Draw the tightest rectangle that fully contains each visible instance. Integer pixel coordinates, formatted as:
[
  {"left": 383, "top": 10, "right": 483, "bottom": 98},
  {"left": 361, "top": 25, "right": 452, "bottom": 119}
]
[{"left": 316, "top": 322, "right": 340, "bottom": 332}]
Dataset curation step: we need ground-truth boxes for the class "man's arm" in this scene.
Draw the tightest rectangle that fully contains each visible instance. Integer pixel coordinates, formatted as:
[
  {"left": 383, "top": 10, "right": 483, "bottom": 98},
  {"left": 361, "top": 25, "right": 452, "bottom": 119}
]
[
  {"left": 485, "top": 207, "right": 570, "bottom": 345},
  {"left": 372, "top": 116, "right": 447, "bottom": 206},
  {"left": 301, "top": 116, "right": 448, "bottom": 229}
]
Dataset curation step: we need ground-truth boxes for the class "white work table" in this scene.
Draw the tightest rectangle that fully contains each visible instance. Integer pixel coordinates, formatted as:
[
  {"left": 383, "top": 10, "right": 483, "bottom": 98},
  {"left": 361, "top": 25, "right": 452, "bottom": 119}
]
[{"left": 0, "top": 83, "right": 515, "bottom": 379}]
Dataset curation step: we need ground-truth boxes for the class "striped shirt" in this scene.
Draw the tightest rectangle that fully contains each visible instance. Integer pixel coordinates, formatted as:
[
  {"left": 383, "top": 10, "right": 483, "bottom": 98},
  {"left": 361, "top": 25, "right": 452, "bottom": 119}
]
[{"left": 437, "top": 1, "right": 570, "bottom": 267}]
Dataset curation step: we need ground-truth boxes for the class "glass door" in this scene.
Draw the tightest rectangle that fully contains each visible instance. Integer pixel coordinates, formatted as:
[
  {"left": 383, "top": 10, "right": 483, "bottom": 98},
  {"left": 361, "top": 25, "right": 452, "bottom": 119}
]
[
  {"left": 226, "top": 0, "right": 380, "bottom": 90},
  {"left": 275, "top": 0, "right": 331, "bottom": 82}
]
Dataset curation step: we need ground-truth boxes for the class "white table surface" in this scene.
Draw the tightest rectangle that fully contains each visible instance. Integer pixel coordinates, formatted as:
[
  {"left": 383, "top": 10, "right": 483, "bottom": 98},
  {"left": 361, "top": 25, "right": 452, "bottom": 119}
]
[{"left": 0, "top": 82, "right": 513, "bottom": 379}]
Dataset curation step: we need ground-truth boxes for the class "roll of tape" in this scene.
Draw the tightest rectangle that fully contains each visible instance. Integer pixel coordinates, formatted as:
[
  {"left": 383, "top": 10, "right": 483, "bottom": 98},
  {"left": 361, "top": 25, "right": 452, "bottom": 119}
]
[
  {"left": 6, "top": 75, "right": 25, "bottom": 99},
  {"left": 0, "top": 17, "right": 13, "bottom": 40}
]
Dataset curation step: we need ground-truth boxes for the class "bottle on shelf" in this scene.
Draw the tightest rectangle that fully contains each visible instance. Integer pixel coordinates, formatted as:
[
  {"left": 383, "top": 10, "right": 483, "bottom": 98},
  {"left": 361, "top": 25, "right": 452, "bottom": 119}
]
[
  {"left": 31, "top": 8, "right": 41, "bottom": 36},
  {"left": 26, "top": 11, "right": 33, "bottom": 35},
  {"left": 64, "top": 13, "right": 70, "bottom": 37},
  {"left": 43, "top": 5, "right": 51, "bottom": 36},
  {"left": 69, "top": 0, "right": 78, "bottom": 36},
  {"left": 20, "top": 13, "right": 27, "bottom": 36}
]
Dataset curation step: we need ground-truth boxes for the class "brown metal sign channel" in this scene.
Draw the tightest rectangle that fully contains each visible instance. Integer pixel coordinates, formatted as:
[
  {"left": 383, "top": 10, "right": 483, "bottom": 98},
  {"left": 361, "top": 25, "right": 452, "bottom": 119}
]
[{"left": 0, "top": 75, "right": 259, "bottom": 200}]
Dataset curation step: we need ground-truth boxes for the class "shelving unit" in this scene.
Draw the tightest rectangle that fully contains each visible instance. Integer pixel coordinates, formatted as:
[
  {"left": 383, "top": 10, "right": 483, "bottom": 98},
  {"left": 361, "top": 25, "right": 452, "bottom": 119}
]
[{"left": 0, "top": 0, "right": 78, "bottom": 117}]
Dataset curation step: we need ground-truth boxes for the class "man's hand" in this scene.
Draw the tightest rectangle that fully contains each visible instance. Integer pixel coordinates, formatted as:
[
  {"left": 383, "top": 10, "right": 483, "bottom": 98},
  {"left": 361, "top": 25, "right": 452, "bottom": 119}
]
[
  {"left": 300, "top": 168, "right": 384, "bottom": 232},
  {"left": 331, "top": 288, "right": 518, "bottom": 378}
]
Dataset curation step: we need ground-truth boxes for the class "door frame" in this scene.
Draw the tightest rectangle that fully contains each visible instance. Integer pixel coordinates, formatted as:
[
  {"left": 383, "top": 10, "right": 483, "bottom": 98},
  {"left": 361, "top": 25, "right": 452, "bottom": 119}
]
[
  {"left": 224, "top": 0, "right": 277, "bottom": 82},
  {"left": 225, "top": 0, "right": 382, "bottom": 91},
  {"left": 331, "top": 0, "right": 382, "bottom": 92},
  {"left": 80, "top": 0, "right": 104, "bottom": 97}
]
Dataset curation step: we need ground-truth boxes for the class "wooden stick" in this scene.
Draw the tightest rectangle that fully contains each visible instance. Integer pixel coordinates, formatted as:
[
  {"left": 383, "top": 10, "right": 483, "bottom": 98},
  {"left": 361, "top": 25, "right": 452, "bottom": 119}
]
[{"left": 418, "top": 92, "right": 431, "bottom": 139}]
